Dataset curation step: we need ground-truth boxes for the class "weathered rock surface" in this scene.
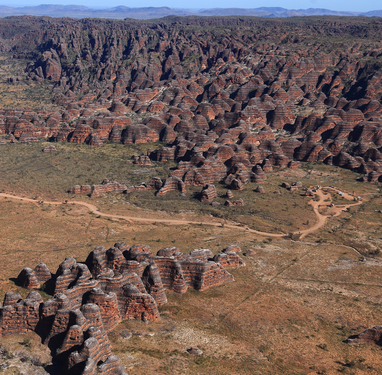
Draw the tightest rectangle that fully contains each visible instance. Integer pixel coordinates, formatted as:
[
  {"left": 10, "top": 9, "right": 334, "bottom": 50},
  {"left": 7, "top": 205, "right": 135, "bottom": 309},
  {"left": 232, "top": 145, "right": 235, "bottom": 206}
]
[
  {"left": 157, "top": 176, "right": 186, "bottom": 196},
  {"left": 70, "top": 179, "right": 127, "bottom": 197},
  {"left": 42, "top": 145, "right": 57, "bottom": 152},
  {"left": 346, "top": 326, "right": 382, "bottom": 346},
  {"left": 200, "top": 184, "right": 217, "bottom": 202},
  {"left": 0, "top": 16, "right": 381, "bottom": 186},
  {"left": 1, "top": 242, "right": 244, "bottom": 374}
]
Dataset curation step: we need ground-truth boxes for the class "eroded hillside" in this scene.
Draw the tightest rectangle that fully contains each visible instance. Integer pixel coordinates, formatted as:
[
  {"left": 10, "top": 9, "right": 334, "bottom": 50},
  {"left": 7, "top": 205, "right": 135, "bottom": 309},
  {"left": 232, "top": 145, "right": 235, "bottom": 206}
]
[
  {"left": 0, "top": 16, "right": 381, "bottom": 189},
  {"left": 0, "top": 16, "right": 382, "bottom": 375}
]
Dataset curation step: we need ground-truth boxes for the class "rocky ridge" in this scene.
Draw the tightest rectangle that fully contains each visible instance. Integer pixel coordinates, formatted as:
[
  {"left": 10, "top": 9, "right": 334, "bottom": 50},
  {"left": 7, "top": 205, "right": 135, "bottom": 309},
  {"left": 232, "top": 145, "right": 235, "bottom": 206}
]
[
  {"left": 1, "top": 242, "right": 244, "bottom": 374},
  {"left": 0, "top": 17, "right": 381, "bottom": 187}
]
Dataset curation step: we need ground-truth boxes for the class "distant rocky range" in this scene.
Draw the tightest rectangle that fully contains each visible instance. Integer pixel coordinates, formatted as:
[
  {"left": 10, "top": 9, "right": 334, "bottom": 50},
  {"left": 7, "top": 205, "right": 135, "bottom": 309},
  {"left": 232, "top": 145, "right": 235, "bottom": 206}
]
[
  {"left": 0, "top": 5, "right": 381, "bottom": 19},
  {"left": 0, "top": 16, "right": 382, "bottom": 184}
]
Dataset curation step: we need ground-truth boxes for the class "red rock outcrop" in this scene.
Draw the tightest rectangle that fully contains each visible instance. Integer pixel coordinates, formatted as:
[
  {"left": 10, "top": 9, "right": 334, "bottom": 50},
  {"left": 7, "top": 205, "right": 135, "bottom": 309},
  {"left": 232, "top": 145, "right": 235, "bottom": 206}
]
[
  {"left": 147, "top": 177, "right": 163, "bottom": 190},
  {"left": 0, "top": 291, "right": 43, "bottom": 336},
  {"left": 157, "top": 176, "right": 187, "bottom": 196},
  {"left": 17, "top": 262, "right": 52, "bottom": 289},
  {"left": 2, "top": 241, "right": 245, "bottom": 374},
  {"left": 2, "top": 17, "right": 380, "bottom": 186},
  {"left": 132, "top": 154, "right": 151, "bottom": 165},
  {"left": 226, "top": 189, "right": 234, "bottom": 199},
  {"left": 232, "top": 198, "right": 244, "bottom": 206},
  {"left": 200, "top": 184, "right": 218, "bottom": 202},
  {"left": 213, "top": 252, "right": 246, "bottom": 267},
  {"left": 230, "top": 178, "right": 244, "bottom": 191},
  {"left": 154, "top": 247, "right": 236, "bottom": 292},
  {"left": 69, "top": 179, "right": 127, "bottom": 197},
  {"left": 346, "top": 326, "right": 382, "bottom": 345},
  {"left": 42, "top": 145, "right": 57, "bottom": 152},
  {"left": 121, "top": 124, "right": 159, "bottom": 144}
]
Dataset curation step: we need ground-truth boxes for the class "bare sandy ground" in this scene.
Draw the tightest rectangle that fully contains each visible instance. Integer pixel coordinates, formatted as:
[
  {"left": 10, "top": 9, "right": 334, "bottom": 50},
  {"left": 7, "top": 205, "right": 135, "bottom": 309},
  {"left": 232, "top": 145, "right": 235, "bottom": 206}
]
[{"left": 0, "top": 186, "right": 363, "bottom": 239}]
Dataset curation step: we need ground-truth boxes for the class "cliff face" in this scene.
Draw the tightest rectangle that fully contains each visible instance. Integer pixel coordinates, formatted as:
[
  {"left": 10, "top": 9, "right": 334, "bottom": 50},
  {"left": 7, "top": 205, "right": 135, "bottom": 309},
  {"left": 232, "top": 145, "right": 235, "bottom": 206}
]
[{"left": 2, "top": 242, "right": 244, "bottom": 374}]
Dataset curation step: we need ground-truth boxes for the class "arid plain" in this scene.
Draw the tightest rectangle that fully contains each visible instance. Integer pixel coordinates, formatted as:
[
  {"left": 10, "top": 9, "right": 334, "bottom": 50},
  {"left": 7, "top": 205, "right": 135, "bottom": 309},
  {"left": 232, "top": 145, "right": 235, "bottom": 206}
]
[{"left": 0, "top": 15, "right": 381, "bottom": 375}]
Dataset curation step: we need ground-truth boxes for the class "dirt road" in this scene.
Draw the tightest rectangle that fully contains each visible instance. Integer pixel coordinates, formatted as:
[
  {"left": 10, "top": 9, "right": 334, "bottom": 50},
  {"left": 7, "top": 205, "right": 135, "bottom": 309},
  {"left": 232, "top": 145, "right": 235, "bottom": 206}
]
[
  {"left": 298, "top": 188, "right": 362, "bottom": 239},
  {"left": 0, "top": 187, "right": 363, "bottom": 239}
]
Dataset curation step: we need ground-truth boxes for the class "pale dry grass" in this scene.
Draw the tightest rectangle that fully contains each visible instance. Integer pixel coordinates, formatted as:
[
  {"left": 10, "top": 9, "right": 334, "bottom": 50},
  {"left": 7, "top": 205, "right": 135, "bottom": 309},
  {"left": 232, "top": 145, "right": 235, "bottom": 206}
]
[{"left": 0, "top": 142, "right": 381, "bottom": 374}]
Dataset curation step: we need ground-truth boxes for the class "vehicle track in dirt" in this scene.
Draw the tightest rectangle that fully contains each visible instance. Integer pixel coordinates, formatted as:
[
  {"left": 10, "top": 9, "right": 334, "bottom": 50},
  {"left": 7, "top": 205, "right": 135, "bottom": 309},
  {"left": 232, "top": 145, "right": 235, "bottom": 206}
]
[{"left": 0, "top": 187, "right": 363, "bottom": 239}]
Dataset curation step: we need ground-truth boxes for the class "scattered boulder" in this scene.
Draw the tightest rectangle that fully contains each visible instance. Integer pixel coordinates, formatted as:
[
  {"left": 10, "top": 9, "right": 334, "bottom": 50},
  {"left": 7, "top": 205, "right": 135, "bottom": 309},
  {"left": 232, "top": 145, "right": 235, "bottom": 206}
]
[
  {"left": 233, "top": 198, "right": 244, "bottom": 206},
  {"left": 223, "top": 244, "right": 241, "bottom": 253},
  {"left": 132, "top": 155, "right": 151, "bottom": 165},
  {"left": 230, "top": 178, "right": 244, "bottom": 191},
  {"left": 346, "top": 326, "right": 382, "bottom": 345},
  {"left": 42, "top": 145, "right": 57, "bottom": 152},
  {"left": 187, "top": 347, "right": 203, "bottom": 355},
  {"left": 226, "top": 189, "right": 234, "bottom": 199},
  {"left": 244, "top": 249, "right": 256, "bottom": 257},
  {"left": 255, "top": 186, "right": 265, "bottom": 193}
]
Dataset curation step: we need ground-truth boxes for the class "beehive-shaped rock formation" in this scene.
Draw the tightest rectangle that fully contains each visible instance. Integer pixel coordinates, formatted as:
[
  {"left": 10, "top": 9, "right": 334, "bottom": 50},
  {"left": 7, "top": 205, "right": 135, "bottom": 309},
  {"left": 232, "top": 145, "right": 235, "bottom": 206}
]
[
  {"left": 2, "top": 242, "right": 245, "bottom": 374},
  {"left": 70, "top": 179, "right": 127, "bottom": 197},
  {"left": 157, "top": 176, "right": 187, "bottom": 196},
  {"left": 200, "top": 184, "right": 218, "bottom": 202},
  {"left": 346, "top": 326, "right": 382, "bottom": 346}
]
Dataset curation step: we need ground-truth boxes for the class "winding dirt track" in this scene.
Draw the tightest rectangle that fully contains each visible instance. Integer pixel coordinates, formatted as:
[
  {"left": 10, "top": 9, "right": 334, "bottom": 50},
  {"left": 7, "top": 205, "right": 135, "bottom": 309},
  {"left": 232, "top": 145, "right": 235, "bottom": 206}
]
[
  {"left": 0, "top": 187, "right": 363, "bottom": 239},
  {"left": 299, "top": 188, "right": 362, "bottom": 239}
]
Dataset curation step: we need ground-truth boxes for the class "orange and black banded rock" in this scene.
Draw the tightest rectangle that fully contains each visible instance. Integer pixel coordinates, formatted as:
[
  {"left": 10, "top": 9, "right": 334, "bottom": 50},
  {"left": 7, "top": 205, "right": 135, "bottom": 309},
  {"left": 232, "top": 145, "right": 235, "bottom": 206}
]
[
  {"left": 132, "top": 154, "right": 151, "bottom": 165},
  {"left": 122, "top": 124, "right": 159, "bottom": 144},
  {"left": 84, "top": 288, "right": 121, "bottom": 333},
  {"left": 17, "top": 267, "right": 40, "bottom": 289},
  {"left": 34, "top": 262, "right": 52, "bottom": 284},
  {"left": 153, "top": 253, "right": 187, "bottom": 294},
  {"left": 151, "top": 147, "right": 176, "bottom": 162},
  {"left": 226, "top": 190, "right": 234, "bottom": 199},
  {"left": 38, "top": 300, "right": 126, "bottom": 375},
  {"left": 213, "top": 252, "right": 246, "bottom": 267},
  {"left": 153, "top": 247, "right": 238, "bottom": 292},
  {"left": 120, "top": 283, "right": 160, "bottom": 321},
  {"left": 69, "top": 184, "right": 92, "bottom": 195},
  {"left": 70, "top": 179, "right": 127, "bottom": 197},
  {"left": 90, "top": 180, "right": 128, "bottom": 198},
  {"left": 189, "top": 249, "right": 214, "bottom": 262},
  {"left": 147, "top": 177, "right": 163, "bottom": 190},
  {"left": 255, "top": 185, "right": 265, "bottom": 193},
  {"left": 346, "top": 326, "right": 382, "bottom": 345},
  {"left": 1, "top": 241, "right": 245, "bottom": 374},
  {"left": 222, "top": 245, "right": 242, "bottom": 253},
  {"left": 200, "top": 184, "right": 217, "bottom": 202},
  {"left": 42, "top": 144, "right": 57, "bottom": 152},
  {"left": 141, "top": 263, "right": 167, "bottom": 305},
  {"left": 0, "top": 291, "right": 42, "bottom": 336},
  {"left": 65, "top": 304, "right": 113, "bottom": 373},
  {"left": 18, "top": 262, "right": 53, "bottom": 289},
  {"left": 157, "top": 176, "right": 187, "bottom": 196},
  {"left": 230, "top": 178, "right": 244, "bottom": 191},
  {"left": 126, "top": 244, "right": 153, "bottom": 262}
]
